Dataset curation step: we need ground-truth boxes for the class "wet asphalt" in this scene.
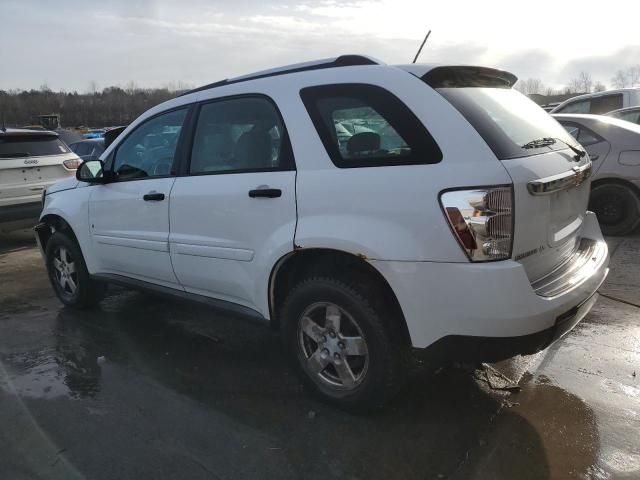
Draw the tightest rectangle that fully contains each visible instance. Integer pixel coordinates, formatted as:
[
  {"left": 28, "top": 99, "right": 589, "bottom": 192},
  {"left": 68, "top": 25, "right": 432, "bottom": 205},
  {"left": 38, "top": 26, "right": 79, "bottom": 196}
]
[{"left": 0, "top": 230, "right": 638, "bottom": 480}]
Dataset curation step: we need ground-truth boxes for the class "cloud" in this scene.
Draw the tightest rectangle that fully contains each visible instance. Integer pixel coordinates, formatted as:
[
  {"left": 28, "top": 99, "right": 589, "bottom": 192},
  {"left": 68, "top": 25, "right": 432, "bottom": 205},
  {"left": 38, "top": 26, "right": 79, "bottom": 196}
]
[{"left": 0, "top": 0, "right": 638, "bottom": 91}]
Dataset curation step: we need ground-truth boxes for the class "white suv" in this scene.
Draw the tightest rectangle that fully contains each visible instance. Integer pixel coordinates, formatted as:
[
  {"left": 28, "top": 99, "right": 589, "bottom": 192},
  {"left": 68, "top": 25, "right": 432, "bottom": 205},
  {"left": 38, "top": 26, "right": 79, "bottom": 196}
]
[
  {"left": 1, "top": 128, "right": 81, "bottom": 232},
  {"left": 36, "top": 56, "right": 610, "bottom": 409}
]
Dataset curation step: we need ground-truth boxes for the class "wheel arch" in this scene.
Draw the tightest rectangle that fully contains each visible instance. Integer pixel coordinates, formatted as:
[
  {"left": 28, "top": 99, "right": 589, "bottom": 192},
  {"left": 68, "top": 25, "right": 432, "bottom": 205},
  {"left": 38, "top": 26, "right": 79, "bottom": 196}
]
[
  {"left": 37, "top": 214, "right": 81, "bottom": 253},
  {"left": 268, "top": 248, "right": 411, "bottom": 346},
  {"left": 591, "top": 177, "right": 640, "bottom": 197}
]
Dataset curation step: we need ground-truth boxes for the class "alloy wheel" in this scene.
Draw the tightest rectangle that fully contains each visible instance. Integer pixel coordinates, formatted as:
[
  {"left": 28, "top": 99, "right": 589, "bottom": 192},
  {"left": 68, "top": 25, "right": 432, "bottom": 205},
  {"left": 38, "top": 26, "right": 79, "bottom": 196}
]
[{"left": 297, "top": 302, "right": 369, "bottom": 390}]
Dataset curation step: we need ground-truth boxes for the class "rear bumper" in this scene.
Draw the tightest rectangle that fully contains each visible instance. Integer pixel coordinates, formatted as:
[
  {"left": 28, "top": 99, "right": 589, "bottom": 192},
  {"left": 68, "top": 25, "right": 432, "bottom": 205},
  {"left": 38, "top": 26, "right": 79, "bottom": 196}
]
[
  {"left": 370, "top": 211, "right": 609, "bottom": 354},
  {"left": 424, "top": 292, "right": 599, "bottom": 363},
  {"left": 0, "top": 201, "right": 42, "bottom": 224}
]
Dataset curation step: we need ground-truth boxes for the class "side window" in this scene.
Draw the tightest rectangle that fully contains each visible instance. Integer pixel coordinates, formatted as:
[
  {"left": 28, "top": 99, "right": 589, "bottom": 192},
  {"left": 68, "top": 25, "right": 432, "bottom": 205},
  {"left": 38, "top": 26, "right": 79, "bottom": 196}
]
[
  {"left": 189, "top": 97, "right": 291, "bottom": 175},
  {"left": 560, "top": 123, "right": 601, "bottom": 146},
  {"left": 558, "top": 99, "right": 590, "bottom": 114},
  {"left": 591, "top": 94, "right": 623, "bottom": 114},
  {"left": 300, "top": 84, "right": 442, "bottom": 168},
  {"left": 112, "top": 108, "right": 187, "bottom": 180},
  {"left": 619, "top": 111, "right": 640, "bottom": 124}
]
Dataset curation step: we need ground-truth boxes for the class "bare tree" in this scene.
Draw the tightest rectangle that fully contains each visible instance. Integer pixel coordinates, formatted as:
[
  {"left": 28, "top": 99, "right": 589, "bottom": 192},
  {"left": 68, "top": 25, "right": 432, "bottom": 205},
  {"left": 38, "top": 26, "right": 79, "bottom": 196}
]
[
  {"left": 628, "top": 65, "right": 640, "bottom": 87},
  {"left": 593, "top": 81, "right": 606, "bottom": 92},
  {"left": 611, "top": 70, "right": 628, "bottom": 89},
  {"left": 567, "top": 78, "right": 583, "bottom": 94},
  {"left": 88, "top": 81, "right": 99, "bottom": 94},
  {"left": 578, "top": 72, "right": 593, "bottom": 93},
  {"left": 514, "top": 78, "right": 545, "bottom": 95}
]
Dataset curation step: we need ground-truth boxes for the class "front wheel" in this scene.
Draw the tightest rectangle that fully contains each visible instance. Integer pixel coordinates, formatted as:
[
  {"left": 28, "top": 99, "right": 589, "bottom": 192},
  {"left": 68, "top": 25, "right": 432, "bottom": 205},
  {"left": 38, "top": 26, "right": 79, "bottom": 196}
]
[
  {"left": 45, "top": 231, "right": 105, "bottom": 308},
  {"left": 589, "top": 183, "right": 640, "bottom": 236},
  {"left": 281, "top": 277, "right": 406, "bottom": 411}
]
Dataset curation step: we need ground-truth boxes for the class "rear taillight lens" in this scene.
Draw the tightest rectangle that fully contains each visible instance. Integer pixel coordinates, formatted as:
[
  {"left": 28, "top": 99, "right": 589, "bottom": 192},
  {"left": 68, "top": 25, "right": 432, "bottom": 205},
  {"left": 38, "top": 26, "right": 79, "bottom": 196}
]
[
  {"left": 440, "top": 186, "right": 513, "bottom": 261},
  {"left": 63, "top": 158, "right": 82, "bottom": 170}
]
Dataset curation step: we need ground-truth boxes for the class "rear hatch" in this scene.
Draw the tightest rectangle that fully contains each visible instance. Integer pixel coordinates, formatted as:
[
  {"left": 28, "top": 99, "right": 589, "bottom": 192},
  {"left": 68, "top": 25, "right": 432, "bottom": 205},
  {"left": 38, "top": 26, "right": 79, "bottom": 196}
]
[
  {"left": 0, "top": 131, "right": 78, "bottom": 207},
  {"left": 423, "top": 67, "right": 591, "bottom": 281}
]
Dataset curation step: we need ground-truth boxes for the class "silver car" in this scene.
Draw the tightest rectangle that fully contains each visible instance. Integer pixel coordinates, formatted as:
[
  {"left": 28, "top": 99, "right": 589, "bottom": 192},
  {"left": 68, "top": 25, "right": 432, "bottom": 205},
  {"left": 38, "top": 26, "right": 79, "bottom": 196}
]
[
  {"left": 553, "top": 114, "right": 640, "bottom": 235},
  {"left": 607, "top": 106, "right": 640, "bottom": 126}
]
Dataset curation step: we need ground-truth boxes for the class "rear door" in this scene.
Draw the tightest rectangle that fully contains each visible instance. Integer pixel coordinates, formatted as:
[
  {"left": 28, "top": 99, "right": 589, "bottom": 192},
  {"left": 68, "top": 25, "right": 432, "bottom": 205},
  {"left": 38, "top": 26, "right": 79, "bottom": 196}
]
[
  {"left": 88, "top": 107, "right": 189, "bottom": 287},
  {"left": 432, "top": 78, "right": 593, "bottom": 281},
  {"left": 169, "top": 96, "right": 296, "bottom": 312}
]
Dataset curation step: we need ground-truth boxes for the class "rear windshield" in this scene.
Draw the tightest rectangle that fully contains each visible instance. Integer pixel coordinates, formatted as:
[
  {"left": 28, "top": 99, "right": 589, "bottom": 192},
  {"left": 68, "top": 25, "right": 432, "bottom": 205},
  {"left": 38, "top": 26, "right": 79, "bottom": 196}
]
[
  {"left": 0, "top": 135, "right": 70, "bottom": 158},
  {"left": 436, "top": 87, "right": 579, "bottom": 159}
]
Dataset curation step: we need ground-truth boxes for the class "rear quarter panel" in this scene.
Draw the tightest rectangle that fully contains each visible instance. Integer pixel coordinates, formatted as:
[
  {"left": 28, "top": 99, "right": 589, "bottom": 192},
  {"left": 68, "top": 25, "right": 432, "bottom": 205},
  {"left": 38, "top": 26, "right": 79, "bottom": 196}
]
[{"left": 278, "top": 66, "right": 512, "bottom": 261}]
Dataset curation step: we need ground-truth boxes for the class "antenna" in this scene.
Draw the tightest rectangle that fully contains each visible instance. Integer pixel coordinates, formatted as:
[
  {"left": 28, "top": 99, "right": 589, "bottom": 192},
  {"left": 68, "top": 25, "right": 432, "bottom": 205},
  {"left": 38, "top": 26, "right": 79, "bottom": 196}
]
[{"left": 412, "top": 30, "right": 432, "bottom": 64}]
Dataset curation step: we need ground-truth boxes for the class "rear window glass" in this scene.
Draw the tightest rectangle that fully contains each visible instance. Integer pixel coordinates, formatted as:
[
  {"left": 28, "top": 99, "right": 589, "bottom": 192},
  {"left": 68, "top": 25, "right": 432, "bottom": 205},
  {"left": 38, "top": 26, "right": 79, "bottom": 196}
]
[
  {"left": 0, "top": 135, "right": 69, "bottom": 158},
  {"left": 436, "top": 87, "right": 580, "bottom": 159},
  {"left": 590, "top": 94, "right": 623, "bottom": 114},
  {"left": 300, "top": 84, "right": 442, "bottom": 168}
]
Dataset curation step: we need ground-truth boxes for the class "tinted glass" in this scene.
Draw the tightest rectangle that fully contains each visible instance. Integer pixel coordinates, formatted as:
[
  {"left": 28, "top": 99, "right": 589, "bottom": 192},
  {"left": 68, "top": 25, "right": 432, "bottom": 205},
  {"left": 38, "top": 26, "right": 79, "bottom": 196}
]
[
  {"left": 437, "top": 87, "right": 580, "bottom": 159},
  {"left": 616, "top": 111, "right": 640, "bottom": 125},
  {"left": 0, "top": 135, "right": 69, "bottom": 158},
  {"left": 557, "top": 99, "right": 590, "bottom": 114},
  {"left": 559, "top": 123, "right": 601, "bottom": 147},
  {"left": 112, "top": 108, "right": 187, "bottom": 180},
  {"left": 301, "top": 84, "right": 442, "bottom": 168},
  {"left": 591, "top": 94, "right": 623, "bottom": 114},
  {"left": 190, "top": 97, "right": 289, "bottom": 174}
]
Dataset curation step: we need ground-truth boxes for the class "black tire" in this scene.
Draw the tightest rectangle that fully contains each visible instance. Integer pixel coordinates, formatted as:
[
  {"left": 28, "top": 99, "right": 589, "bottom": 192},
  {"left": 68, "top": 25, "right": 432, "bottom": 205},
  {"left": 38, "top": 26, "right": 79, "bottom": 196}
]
[
  {"left": 45, "top": 231, "right": 106, "bottom": 308},
  {"left": 280, "top": 276, "right": 406, "bottom": 411},
  {"left": 589, "top": 183, "right": 640, "bottom": 236}
]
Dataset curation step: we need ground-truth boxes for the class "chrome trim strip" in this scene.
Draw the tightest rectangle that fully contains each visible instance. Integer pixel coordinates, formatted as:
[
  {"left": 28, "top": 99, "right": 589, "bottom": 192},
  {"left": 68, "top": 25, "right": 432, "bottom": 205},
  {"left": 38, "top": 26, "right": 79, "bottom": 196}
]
[
  {"left": 532, "top": 238, "right": 608, "bottom": 297},
  {"left": 527, "top": 162, "right": 592, "bottom": 196}
]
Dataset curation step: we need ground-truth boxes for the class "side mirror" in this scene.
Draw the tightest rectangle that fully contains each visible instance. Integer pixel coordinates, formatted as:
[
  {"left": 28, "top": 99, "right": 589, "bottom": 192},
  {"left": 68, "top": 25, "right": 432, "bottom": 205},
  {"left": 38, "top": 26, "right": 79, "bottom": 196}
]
[{"left": 76, "top": 160, "right": 109, "bottom": 183}]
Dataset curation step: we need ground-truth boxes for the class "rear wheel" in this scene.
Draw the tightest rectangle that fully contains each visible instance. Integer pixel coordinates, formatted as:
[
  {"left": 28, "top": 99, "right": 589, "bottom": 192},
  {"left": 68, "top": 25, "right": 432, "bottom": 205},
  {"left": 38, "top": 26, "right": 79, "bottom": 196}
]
[
  {"left": 281, "top": 277, "right": 406, "bottom": 411},
  {"left": 45, "top": 232, "right": 105, "bottom": 308},
  {"left": 589, "top": 183, "right": 640, "bottom": 236}
]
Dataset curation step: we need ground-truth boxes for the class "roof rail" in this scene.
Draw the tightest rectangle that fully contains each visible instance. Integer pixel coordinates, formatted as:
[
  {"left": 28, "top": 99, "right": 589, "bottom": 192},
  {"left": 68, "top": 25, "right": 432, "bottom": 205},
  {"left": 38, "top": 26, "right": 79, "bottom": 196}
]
[{"left": 180, "top": 55, "right": 381, "bottom": 97}]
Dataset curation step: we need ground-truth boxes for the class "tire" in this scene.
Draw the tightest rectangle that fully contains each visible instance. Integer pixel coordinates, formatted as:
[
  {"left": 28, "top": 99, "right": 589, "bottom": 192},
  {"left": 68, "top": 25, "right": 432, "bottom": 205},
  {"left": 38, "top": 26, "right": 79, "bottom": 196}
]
[
  {"left": 589, "top": 183, "right": 640, "bottom": 236},
  {"left": 280, "top": 276, "right": 406, "bottom": 411},
  {"left": 45, "top": 231, "right": 106, "bottom": 308}
]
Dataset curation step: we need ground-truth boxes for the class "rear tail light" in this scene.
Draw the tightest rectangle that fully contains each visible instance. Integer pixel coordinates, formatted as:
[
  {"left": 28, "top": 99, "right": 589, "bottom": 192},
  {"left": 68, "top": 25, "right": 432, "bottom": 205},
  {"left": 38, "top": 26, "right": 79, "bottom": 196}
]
[
  {"left": 63, "top": 158, "right": 82, "bottom": 170},
  {"left": 440, "top": 186, "right": 513, "bottom": 261}
]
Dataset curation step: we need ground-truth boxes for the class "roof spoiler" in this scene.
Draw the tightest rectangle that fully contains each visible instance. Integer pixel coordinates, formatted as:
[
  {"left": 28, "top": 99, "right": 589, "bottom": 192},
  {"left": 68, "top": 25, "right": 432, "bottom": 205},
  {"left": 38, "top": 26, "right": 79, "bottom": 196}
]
[{"left": 422, "top": 66, "right": 517, "bottom": 89}]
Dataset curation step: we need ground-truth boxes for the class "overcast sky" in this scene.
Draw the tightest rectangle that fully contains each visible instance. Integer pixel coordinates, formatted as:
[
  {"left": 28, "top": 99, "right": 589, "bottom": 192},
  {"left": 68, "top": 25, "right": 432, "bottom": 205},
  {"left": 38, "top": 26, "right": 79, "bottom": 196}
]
[{"left": 2, "top": 0, "right": 638, "bottom": 92}]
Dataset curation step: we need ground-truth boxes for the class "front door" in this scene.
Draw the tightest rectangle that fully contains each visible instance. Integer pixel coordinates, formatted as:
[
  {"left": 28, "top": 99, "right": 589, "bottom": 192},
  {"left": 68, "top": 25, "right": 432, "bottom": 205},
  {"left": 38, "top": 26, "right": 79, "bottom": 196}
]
[
  {"left": 169, "top": 96, "right": 297, "bottom": 313},
  {"left": 89, "top": 107, "right": 189, "bottom": 287}
]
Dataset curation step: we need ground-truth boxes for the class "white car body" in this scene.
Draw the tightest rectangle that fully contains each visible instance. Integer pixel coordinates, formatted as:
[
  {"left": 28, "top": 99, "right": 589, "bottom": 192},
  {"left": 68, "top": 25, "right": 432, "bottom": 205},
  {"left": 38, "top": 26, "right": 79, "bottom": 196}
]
[
  {"left": 550, "top": 88, "right": 640, "bottom": 115},
  {"left": 38, "top": 56, "right": 609, "bottom": 359},
  {"left": 0, "top": 129, "right": 80, "bottom": 232}
]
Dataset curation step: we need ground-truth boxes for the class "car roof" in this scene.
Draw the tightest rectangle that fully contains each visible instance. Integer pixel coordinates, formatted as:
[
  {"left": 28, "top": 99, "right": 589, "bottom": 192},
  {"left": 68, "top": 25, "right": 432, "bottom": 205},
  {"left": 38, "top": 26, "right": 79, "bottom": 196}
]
[
  {"left": 71, "top": 138, "right": 104, "bottom": 144},
  {"left": 550, "top": 87, "right": 640, "bottom": 113},
  {"left": 607, "top": 106, "right": 640, "bottom": 115},
  {"left": 180, "top": 54, "right": 516, "bottom": 97},
  {"left": 552, "top": 113, "right": 640, "bottom": 137}
]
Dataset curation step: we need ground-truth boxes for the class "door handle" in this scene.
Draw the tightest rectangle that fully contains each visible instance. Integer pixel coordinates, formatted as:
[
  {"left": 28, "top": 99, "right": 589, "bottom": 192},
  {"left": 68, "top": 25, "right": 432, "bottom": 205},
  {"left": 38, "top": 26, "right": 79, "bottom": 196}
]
[
  {"left": 248, "top": 188, "right": 282, "bottom": 198},
  {"left": 143, "top": 192, "right": 165, "bottom": 201}
]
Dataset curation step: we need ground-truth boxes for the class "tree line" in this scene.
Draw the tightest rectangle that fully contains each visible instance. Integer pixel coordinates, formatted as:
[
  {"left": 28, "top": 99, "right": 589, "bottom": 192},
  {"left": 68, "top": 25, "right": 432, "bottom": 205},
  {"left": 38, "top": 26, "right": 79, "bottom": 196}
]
[
  {"left": 515, "top": 65, "right": 640, "bottom": 96},
  {"left": 0, "top": 83, "right": 189, "bottom": 128}
]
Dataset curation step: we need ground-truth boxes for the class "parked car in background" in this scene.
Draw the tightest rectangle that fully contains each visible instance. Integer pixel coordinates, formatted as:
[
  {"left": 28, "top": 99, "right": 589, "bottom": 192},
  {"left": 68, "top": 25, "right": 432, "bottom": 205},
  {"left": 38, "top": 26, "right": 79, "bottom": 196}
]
[
  {"left": 553, "top": 113, "right": 640, "bottom": 235},
  {"left": 551, "top": 88, "right": 640, "bottom": 115},
  {"left": 69, "top": 138, "right": 105, "bottom": 161},
  {"left": 36, "top": 57, "right": 609, "bottom": 409},
  {"left": 83, "top": 129, "right": 106, "bottom": 139},
  {"left": 607, "top": 106, "right": 640, "bottom": 125},
  {"left": 0, "top": 129, "right": 81, "bottom": 232}
]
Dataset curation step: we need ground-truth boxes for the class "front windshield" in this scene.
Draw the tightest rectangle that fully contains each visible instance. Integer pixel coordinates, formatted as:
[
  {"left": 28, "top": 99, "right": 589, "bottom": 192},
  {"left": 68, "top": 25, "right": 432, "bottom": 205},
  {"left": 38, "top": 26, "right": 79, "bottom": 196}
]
[{"left": 437, "top": 87, "right": 579, "bottom": 159}]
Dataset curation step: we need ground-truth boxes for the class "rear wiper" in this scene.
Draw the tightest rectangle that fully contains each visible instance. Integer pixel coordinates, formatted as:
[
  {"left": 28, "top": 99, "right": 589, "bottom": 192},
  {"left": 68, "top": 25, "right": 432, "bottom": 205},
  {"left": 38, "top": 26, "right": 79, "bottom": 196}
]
[{"left": 521, "top": 137, "right": 586, "bottom": 160}]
